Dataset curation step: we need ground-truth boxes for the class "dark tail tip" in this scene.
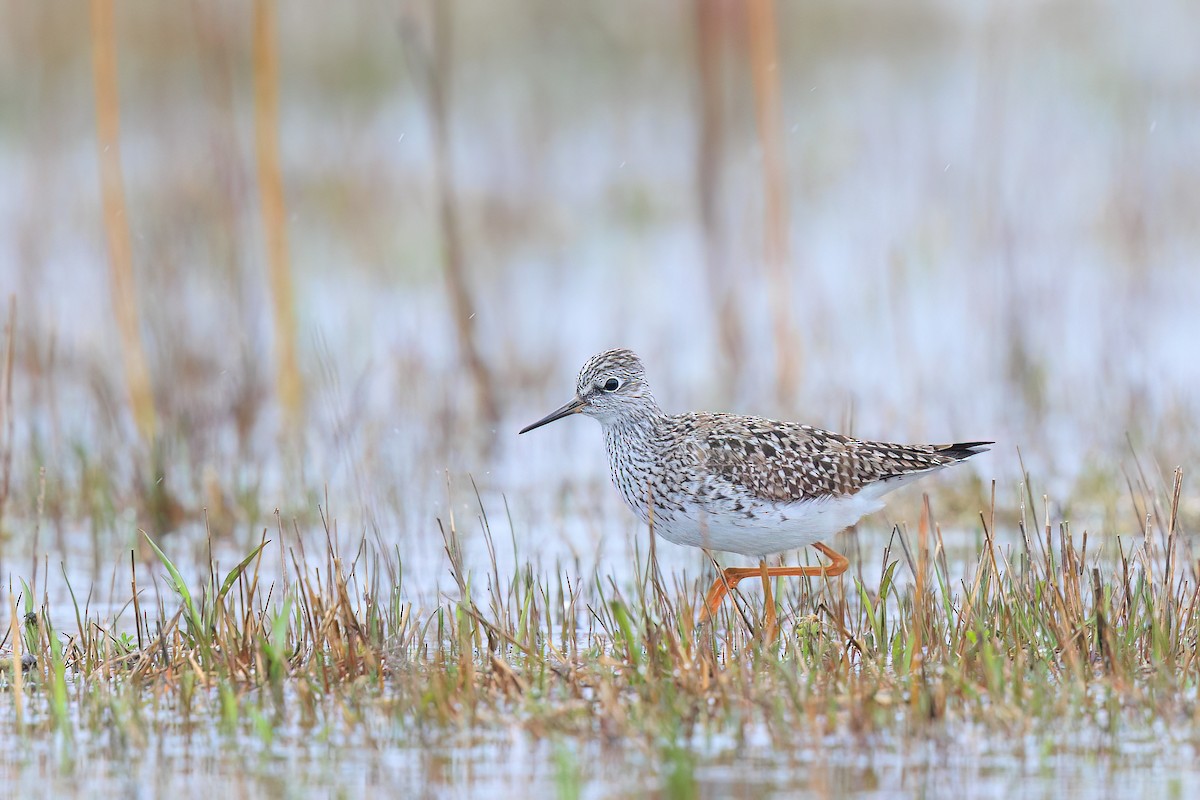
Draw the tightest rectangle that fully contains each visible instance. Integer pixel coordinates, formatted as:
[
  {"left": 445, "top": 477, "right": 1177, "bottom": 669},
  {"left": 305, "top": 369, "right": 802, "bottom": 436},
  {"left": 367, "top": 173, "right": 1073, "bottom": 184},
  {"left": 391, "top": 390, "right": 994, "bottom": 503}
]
[{"left": 937, "top": 441, "right": 993, "bottom": 461}]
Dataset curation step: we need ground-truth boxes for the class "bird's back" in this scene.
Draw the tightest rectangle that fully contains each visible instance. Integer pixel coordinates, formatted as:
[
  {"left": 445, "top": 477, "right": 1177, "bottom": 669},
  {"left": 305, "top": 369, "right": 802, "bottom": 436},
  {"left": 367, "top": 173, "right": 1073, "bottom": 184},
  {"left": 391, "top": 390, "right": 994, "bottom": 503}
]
[{"left": 678, "top": 412, "right": 987, "bottom": 500}]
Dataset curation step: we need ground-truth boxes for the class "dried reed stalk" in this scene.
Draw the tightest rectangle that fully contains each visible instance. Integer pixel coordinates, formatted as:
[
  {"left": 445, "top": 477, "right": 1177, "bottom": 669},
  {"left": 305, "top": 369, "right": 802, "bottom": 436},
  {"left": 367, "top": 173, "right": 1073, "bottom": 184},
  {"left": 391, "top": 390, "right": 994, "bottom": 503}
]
[
  {"left": 9, "top": 589, "right": 22, "bottom": 728},
  {"left": 89, "top": 0, "right": 157, "bottom": 445},
  {"left": 253, "top": 0, "right": 304, "bottom": 431},
  {"left": 746, "top": 0, "right": 800, "bottom": 402}
]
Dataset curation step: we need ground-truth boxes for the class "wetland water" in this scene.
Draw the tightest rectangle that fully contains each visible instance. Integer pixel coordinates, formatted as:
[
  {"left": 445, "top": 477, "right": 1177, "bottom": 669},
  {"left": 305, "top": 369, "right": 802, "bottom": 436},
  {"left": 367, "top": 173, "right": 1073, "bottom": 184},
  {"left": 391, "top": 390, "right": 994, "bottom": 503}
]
[{"left": 2, "top": 0, "right": 1199, "bottom": 796}]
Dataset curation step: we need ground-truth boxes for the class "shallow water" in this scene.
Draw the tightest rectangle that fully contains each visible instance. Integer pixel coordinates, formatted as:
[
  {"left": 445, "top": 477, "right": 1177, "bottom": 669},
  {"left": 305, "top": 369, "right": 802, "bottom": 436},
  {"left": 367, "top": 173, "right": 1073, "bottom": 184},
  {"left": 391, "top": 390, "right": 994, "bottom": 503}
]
[{"left": 2, "top": 690, "right": 1199, "bottom": 798}]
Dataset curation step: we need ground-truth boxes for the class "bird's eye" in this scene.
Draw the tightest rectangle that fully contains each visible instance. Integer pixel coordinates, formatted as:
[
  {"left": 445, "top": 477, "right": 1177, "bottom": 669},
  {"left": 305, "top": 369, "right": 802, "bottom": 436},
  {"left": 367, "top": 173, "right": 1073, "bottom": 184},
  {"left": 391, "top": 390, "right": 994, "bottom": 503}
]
[{"left": 602, "top": 378, "right": 621, "bottom": 392}]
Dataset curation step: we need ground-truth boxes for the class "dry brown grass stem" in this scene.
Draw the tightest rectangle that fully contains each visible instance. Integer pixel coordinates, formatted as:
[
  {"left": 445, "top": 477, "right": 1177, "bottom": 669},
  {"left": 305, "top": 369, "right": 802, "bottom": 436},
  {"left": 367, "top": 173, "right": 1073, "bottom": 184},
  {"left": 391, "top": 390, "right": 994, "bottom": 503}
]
[
  {"left": 88, "top": 0, "right": 157, "bottom": 445},
  {"left": 8, "top": 589, "right": 22, "bottom": 729},
  {"left": 253, "top": 0, "right": 305, "bottom": 432},
  {"left": 746, "top": 0, "right": 800, "bottom": 403},
  {"left": 406, "top": 0, "right": 498, "bottom": 426}
]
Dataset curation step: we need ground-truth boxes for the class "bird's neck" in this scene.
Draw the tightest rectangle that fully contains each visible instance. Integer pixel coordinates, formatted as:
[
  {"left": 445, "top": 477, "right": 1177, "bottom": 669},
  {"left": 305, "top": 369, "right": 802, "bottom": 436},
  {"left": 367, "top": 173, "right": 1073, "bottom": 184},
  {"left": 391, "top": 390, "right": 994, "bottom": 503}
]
[
  {"left": 601, "top": 409, "right": 666, "bottom": 522},
  {"left": 602, "top": 404, "right": 666, "bottom": 447}
]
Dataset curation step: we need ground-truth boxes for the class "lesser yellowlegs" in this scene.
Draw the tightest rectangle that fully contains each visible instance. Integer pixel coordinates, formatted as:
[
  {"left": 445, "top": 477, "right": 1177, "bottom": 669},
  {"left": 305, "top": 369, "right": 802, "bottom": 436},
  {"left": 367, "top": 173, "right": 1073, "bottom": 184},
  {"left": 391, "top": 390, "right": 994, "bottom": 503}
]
[{"left": 520, "top": 348, "right": 989, "bottom": 635}]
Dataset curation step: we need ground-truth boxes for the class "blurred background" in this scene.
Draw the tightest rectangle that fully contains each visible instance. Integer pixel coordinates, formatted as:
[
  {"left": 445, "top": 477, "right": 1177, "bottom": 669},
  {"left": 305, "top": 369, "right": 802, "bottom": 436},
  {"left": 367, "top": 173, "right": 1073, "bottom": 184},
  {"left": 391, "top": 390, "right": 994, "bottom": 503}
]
[{"left": 0, "top": 0, "right": 1197, "bottom": 597}]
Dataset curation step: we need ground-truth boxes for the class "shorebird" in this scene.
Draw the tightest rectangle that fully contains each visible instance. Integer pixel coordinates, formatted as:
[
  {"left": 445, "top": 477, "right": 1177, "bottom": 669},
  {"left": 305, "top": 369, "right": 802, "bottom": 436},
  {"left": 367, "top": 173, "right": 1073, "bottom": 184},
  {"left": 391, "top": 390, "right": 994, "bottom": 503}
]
[{"left": 519, "top": 348, "right": 989, "bottom": 638}]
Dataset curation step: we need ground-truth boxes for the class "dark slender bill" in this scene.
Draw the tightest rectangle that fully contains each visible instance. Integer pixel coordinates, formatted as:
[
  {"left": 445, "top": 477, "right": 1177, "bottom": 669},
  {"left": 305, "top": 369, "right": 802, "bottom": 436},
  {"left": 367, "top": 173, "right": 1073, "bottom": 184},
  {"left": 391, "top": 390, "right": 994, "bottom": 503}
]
[{"left": 519, "top": 396, "right": 586, "bottom": 434}]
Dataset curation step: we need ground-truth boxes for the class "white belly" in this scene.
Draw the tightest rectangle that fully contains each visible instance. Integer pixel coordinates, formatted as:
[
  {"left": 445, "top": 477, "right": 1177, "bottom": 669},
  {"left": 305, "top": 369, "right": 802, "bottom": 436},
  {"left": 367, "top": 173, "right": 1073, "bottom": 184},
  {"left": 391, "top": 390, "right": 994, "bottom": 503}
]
[
  {"left": 646, "top": 473, "right": 933, "bottom": 558},
  {"left": 649, "top": 494, "right": 881, "bottom": 557}
]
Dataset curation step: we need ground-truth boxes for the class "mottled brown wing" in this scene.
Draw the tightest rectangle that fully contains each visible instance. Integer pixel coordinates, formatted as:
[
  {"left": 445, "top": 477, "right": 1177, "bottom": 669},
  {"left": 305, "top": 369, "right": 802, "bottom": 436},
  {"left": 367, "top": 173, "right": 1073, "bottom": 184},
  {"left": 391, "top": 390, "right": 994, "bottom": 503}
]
[{"left": 698, "top": 415, "right": 987, "bottom": 503}]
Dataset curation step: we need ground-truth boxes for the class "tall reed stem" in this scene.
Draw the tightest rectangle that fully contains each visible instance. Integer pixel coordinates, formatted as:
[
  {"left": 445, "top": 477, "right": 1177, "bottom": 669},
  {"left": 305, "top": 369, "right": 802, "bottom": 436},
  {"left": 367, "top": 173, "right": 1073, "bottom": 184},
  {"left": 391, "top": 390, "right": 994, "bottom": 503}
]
[
  {"left": 254, "top": 0, "right": 304, "bottom": 432},
  {"left": 746, "top": 0, "right": 800, "bottom": 402},
  {"left": 89, "top": 0, "right": 157, "bottom": 445}
]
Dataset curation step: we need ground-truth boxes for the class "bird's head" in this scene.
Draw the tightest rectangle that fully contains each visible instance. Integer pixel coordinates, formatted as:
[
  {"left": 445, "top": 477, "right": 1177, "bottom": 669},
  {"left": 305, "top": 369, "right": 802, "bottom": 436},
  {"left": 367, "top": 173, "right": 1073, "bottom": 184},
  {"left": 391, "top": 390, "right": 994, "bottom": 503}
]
[{"left": 519, "top": 348, "right": 658, "bottom": 433}]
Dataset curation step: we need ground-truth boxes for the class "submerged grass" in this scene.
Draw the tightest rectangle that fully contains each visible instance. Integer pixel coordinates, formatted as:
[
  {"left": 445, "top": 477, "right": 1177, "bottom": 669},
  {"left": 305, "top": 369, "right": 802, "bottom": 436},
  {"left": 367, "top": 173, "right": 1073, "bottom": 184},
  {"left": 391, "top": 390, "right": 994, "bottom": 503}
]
[{"left": 0, "top": 465, "right": 1196, "bottom": 794}]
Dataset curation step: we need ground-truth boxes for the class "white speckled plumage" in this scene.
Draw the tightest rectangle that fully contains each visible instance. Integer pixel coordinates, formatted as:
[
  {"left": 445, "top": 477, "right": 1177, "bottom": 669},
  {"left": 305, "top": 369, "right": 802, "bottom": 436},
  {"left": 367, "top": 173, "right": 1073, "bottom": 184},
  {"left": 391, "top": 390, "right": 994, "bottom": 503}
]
[{"left": 521, "top": 348, "right": 990, "bottom": 559}]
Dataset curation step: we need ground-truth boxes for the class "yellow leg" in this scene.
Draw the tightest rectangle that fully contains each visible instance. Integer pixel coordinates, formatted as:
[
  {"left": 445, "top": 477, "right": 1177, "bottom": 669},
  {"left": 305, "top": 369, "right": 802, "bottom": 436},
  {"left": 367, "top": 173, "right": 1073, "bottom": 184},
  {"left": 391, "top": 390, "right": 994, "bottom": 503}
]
[
  {"left": 759, "top": 559, "right": 777, "bottom": 643},
  {"left": 701, "top": 542, "right": 850, "bottom": 623}
]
